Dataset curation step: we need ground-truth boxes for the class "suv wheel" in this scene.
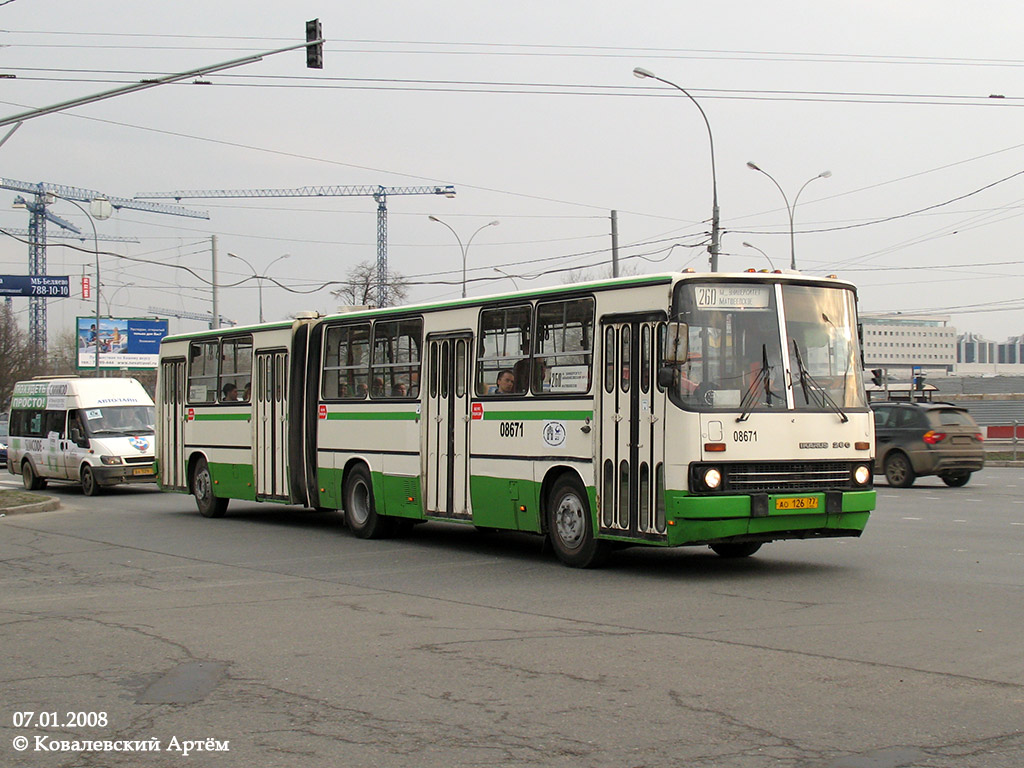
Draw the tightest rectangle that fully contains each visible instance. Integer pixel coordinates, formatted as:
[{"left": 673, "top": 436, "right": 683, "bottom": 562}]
[
  {"left": 884, "top": 452, "right": 915, "bottom": 488},
  {"left": 940, "top": 471, "right": 971, "bottom": 488}
]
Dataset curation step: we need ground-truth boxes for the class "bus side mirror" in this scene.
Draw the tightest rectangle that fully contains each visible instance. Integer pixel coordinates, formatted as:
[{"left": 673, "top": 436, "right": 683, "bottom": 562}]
[
  {"left": 663, "top": 322, "right": 689, "bottom": 363},
  {"left": 657, "top": 367, "right": 675, "bottom": 389}
]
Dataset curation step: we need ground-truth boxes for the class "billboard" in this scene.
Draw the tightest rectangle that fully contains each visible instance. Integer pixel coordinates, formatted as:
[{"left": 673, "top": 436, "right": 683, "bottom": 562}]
[{"left": 76, "top": 317, "right": 169, "bottom": 370}]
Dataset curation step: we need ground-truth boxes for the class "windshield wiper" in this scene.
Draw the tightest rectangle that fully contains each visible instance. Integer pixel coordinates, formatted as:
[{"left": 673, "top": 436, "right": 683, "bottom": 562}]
[
  {"left": 736, "top": 345, "right": 783, "bottom": 422},
  {"left": 791, "top": 340, "right": 848, "bottom": 423}
]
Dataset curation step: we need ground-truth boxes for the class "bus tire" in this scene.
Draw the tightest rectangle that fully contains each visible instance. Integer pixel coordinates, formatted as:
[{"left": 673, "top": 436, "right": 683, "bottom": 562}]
[
  {"left": 344, "top": 465, "right": 387, "bottom": 539},
  {"left": 192, "top": 457, "right": 228, "bottom": 518},
  {"left": 22, "top": 461, "right": 46, "bottom": 491},
  {"left": 547, "top": 475, "right": 608, "bottom": 568},
  {"left": 80, "top": 466, "right": 103, "bottom": 497},
  {"left": 710, "top": 542, "right": 762, "bottom": 558}
]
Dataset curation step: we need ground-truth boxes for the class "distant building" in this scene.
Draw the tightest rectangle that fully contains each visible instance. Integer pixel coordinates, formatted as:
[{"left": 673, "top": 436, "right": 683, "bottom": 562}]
[
  {"left": 860, "top": 313, "right": 956, "bottom": 379},
  {"left": 956, "top": 332, "right": 1024, "bottom": 374}
]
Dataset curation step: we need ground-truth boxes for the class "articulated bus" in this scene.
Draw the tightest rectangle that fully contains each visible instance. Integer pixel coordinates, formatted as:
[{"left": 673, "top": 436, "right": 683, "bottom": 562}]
[{"left": 156, "top": 271, "right": 875, "bottom": 567}]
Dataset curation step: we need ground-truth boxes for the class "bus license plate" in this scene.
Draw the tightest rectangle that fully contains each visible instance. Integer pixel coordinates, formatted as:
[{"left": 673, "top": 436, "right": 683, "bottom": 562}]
[
  {"left": 133, "top": 467, "right": 154, "bottom": 476},
  {"left": 775, "top": 496, "right": 818, "bottom": 511}
]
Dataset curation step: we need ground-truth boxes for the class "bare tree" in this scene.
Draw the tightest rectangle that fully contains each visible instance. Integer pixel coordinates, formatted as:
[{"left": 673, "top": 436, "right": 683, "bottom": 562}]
[
  {"left": 330, "top": 260, "right": 410, "bottom": 308},
  {"left": 0, "top": 302, "right": 39, "bottom": 408}
]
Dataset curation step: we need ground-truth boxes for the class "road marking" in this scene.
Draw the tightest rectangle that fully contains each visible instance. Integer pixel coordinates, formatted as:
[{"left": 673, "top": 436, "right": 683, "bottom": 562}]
[
  {"left": 925, "top": 496, "right": 941, "bottom": 501},
  {"left": 1011, "top": 522, "right": 1024, "bottom": 526},
  {"left": 902, "top": 517, "right": 923, "bottom": 521},
  {"left": 953, "top": 520, "right": 967, "bottom": 523}
]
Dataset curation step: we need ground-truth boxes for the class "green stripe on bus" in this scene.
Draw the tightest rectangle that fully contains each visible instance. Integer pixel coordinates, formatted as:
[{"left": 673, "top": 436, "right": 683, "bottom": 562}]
[
  {"left": 193, "top": 413, "right": 252, "bottom": 422},
  {"left": 325, "top": 411, "right": 419, "bottom": 421},
  {"left": 482, "top": 410, "right": 593, "bottom": 421}
]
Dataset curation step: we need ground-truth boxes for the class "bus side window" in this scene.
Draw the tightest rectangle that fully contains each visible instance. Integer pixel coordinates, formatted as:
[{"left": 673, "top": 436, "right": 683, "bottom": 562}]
[
  {"left": 477, "top": 304, "right": 532, "bottom": 396},
  {"left": 188, "top": 340, "right": 219, "bottom": 403},
  {"left": 534, "top": 297, "right": 594, "bottom": 395}
]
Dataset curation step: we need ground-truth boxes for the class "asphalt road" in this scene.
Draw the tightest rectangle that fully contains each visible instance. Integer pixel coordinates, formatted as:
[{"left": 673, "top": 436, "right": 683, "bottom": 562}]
[{"left": 1, "top": 469, "right": 1022, "bottom": 768}]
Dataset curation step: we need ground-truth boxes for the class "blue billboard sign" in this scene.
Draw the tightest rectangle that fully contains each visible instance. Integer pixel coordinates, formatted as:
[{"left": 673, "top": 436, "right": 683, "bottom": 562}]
[
  {"left": 0, "top": 274, "right": 70, "bottom": 297},
  {"left": 76, "top": 317, "right": 169, "bottom": 370}
]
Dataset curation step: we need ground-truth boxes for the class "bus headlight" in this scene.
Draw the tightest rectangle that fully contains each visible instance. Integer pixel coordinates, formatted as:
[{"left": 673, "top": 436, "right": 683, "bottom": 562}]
[
  {"left": 703, "top": 467, "right": 722, "bottom": 490},
  {"left": 853, "top": 464, "right": 871, "bottom": 485},
  {"left": 100, "top": 455, "right": 123, "bottom": 465}
]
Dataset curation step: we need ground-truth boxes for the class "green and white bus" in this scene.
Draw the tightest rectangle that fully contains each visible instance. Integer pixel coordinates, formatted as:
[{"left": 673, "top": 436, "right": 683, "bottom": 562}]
[{"left": 156, "top": 271, "right": 875, "bottom": 567}]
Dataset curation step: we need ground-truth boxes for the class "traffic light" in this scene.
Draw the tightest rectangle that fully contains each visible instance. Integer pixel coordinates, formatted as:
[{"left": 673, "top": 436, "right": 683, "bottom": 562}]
[
  {"left": 870, "top": 368, "right": 884, "bottom": 387},
  {"left": 305, "top": 19, "right": 323, "bottom": 69}
]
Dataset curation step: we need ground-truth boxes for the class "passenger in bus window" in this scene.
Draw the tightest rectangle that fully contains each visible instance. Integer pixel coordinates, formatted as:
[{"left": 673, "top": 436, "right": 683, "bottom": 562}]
[
  {"left": 222, "top": 382, "right": 239, "bottom": 401},
  {"left": 513, "top": 359, "right": 530, "bottom": 394},
  {"left": 491, "top": 369, "right": 516, "bottom": 394},
  {"left": 371, "top": 377, "right": 385, "bottom": 397},
  {"left": 408, "top": 371, "right": 419, "bottom": 397},
  {"left": 242, "top": 382, "right": 251, "bottom": 402},
  {"left": 391, "top": 382, "right": 407, "bottom": 397}
]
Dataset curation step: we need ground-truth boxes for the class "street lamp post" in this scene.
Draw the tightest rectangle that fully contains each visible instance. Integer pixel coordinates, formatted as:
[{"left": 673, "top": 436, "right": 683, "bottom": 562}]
[
  {"left": 228, "top": 252, "right": 290, "bottom": 323},
  {"left": 493, "top": 267, "right": 520, "bottom": 290},
  {"left": 741, "top": 242, "right": 776, "bottom": 271},
  {"left": 428, "top": 216, "right": 500, "bottom": 298},
  {"left": 57, "top": 196, "right": 111, "bottom": 374},
  {"left": 633, "top": 66, "right": 720, "bottom": 272},
  {"left": 102, "top": 282, "right": 135, "bottom": 316},
  {"left": 746, "top": 162, "right": 831, "bottom": 271}
]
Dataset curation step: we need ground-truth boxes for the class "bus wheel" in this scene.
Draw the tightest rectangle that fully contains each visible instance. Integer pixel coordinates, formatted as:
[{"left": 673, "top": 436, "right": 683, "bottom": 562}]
[
  {"left": 344, "top": 465, "right": 387, "bottom": 539},
  {"left": 710, "top": 542, "right": 762, "bottom": 558},
  {"left": 80, "top": 466, "right": 103, "bottom": 497},
  {"left": 192, "top": 457, "right": 228, "bottom": 518},
  {"left": 547, "top": 476, "right": 608, "bottom": 568},
  {"left": 22, "top": 461, "right": 46, "bottom": 491}
]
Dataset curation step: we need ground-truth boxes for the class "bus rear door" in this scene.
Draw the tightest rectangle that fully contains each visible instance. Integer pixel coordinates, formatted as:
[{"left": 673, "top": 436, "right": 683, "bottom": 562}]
[{"left": 254, "top": 349, "right": 289, "bottom": 500}]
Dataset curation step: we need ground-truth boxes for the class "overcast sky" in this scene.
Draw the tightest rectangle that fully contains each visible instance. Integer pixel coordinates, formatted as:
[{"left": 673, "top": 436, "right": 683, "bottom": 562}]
[{"left": 2, "top": 1, "right": 1023, "bottom": 343}]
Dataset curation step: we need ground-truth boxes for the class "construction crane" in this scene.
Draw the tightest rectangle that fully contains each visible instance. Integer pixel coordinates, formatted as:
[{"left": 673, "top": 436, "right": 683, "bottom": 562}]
[
  {"left": 1, "top": 178, "right": 208, "bottom": 361},
  {"left": 136, "top": 184, "right": 456, "bottom": 308}
]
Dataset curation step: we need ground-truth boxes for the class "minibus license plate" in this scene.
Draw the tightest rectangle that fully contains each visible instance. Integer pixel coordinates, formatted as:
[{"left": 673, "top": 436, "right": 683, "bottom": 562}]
[
  {"left": 133, "top": 467, "right": 154, "bottom": 476},
  {"left": 775, "top": 496, "right": 818, "bottom": 511}
]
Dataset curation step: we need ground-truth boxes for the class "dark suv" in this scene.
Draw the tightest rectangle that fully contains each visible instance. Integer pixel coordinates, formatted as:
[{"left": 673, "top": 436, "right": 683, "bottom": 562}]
[{"left": 872, "top": 401, "right": 985, "bottom": 487}]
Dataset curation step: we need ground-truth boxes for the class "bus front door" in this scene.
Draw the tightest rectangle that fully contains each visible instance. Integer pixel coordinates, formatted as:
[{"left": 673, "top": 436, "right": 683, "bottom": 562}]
[
  {"left": 599, "top": 318, "right": 667, "bottom": 538},
  {"left": 254, "top": 350, "right": 289, "bottom": 500},
  {"left": 425, "top": 334, "right": 472, "bottom": 519},
  {"left": 159, "top": 358, "right": 187, "bottom": 490}
]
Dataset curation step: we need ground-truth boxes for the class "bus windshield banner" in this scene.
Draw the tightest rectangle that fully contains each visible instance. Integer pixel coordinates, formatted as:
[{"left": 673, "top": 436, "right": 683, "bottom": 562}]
[
  {"left": 694, "top": 284, "right": 772, "bottom": 310},
  {"left": 76, "top": 317, "right": 169, "bottom": 370}
]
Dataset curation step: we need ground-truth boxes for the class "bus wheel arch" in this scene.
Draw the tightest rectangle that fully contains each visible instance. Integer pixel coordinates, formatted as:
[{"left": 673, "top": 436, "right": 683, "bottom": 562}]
[{"left": 542, "top": 467, "right": 608, "bottom": 568}]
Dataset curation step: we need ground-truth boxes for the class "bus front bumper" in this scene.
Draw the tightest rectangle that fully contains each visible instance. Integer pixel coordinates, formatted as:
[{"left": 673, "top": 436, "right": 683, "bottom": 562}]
[{"left": 663, "top": 490, "right": 875, "bottom": 546}]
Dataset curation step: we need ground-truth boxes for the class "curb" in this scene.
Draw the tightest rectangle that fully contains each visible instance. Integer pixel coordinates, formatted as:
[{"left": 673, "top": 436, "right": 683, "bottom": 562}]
[
  {"left": 0, "top": 496, "right": 61, "bottom": 517},
  {"left": 984, "top": 461, "right": 1024, "bottom": 468}
]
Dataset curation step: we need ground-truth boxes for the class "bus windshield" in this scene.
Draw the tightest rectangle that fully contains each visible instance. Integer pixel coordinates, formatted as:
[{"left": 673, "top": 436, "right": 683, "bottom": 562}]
[
  {"left": 79, "top": 405, "right": 156, "bottom": 436},
  {"left": 668, "top": 280, "right": 866, "bottom": 412}
]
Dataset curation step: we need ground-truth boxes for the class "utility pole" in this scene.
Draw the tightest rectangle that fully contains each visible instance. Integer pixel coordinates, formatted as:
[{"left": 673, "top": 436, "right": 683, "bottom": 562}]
[
  {"left": 211, "top": 235, "right": 220, "bottom": 330},
  {"left": 611, "top": 210, "right": 620, "bottom": 278}
]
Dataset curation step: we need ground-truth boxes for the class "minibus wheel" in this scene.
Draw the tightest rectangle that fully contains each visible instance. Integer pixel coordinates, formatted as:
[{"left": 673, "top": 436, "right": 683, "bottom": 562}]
[
  {"left": 80, "top": 466, "right": 103, "bottom": 497},
  {"left": 22, "top": 461, "right": 46, "bottom": 491}
]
